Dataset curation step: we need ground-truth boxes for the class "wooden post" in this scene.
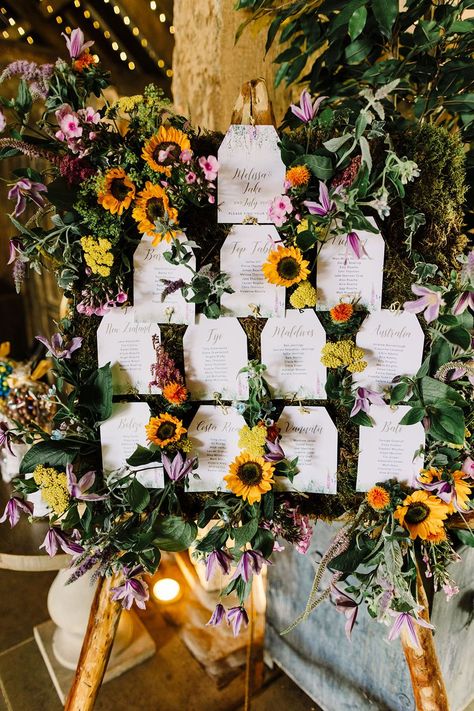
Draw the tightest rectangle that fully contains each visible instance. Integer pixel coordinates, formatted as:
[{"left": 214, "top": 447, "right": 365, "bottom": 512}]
[
  {"left": 400, "top": 567, "right": 450, "bottom": 711},
  {"left": 64, "top": 573, "right": 123, "bottom": 711}
]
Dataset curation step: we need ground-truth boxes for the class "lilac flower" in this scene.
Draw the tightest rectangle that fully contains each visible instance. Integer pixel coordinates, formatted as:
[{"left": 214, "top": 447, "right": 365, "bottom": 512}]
[
  {"left": 0, "top": 421, "right": 14, "bottom": 455},
  {"left": 331, "top": 586, "right": 358, "bottom": 640},
  {"left": 66, "top": 464, "right": 108, "bottom": 501},
  {"left": 462, "top": 457, "right": 474, "bottom": 478},
  {"left": 388, "top": 610, "right": 434, "bottom": 649},
  {"left": 226, "top": 606, "right": 249, "bottom": 636},
  {"left": 290, "top": 89, "right": 327, "bottom": 124},
  {"left": 40, "top": 527, "right": 84, "bottom": 556},
  {"left": 8, "top": 178, "right": 47, "bottom": 217},
  {"left": 0, "top": 496, "right": 33, "bottom": 527},
  {"left": 198, "top": 155, "right": 218, "bottom": 181},
  {"left": 304, "top": 181, "right": 335, "bottom": 216},
  {"left": 346, "top": 231, "right": 368, "bottom": 260},
  {"left": 207, "top": 603, "right": 226, "bottom": 627},
  {"left": 452, "top": 291, "right": 474, "bottom": 316},
  {"left": 162, "top": 451, "right": 196, "bottom": 483},
  {"left": 111, "top": 567, "right": 149, "bottom": 610},
  {"left": 404, "top": 284, "right": 444, "bottom": 323},
  {"left": 205, "top": 548, "right": 234, "bottom": 581},
  {"left": 264, "top": 438, "right": 285, "bottom": 463},
  {"left": 36, "top": 332, "right": 82, "bottom": 359},
  {"left": 231, "top": 549, "right": 271, "bottom": 584},
  {"left": 350, "top": 387, "right": 385, "bottom": 417},
  {"left": 62, "top": 28, "right": 94, "bottom": 59}
]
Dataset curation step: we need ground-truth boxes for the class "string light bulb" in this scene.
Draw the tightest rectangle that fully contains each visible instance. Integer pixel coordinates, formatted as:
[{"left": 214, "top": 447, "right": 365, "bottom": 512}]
[{"left": 153, "top": 578, "right": 181, "bottom": 603}]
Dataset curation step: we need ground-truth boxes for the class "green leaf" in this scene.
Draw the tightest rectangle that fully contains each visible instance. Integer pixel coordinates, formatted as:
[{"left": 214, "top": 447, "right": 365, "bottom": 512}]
[
  {"left": 232, "top": 518, "right": 259, "bottom": 549},
  {"left": 251, "top": 528, "right": 275, "bottom": 558},
  {"left": 16, "top": 80, "right": 32, "bottom": 114},
  {"left": 126, "top": 445, "right": 159, "bottom": 468},
  {"left": 444, "top": 326, "right": 471, "bottom": 350},
  {"left": 126, "top": 478, "right": 150, "bottom": 512},
  {"left": 455, "top": 529, "right": 474, "bottom": 548},
  {"left": 296, "top": 229, "right": 317, "bottom": 251},
  {"left": 331, "top": 537, "right": 376, "bottom": 573},
  {"left": 323, "top": 134, "right": 352, "bottom": 152},
  {"left": 301, "top": 154, "right": 333, "bottom": 180},
  {"left": 153, "top": 515, "right": 197, "bottom": 552},
  {"left": 46, "top": 177, "right": 77, "bottom": 210},
  {"left": 78, "top": 364, "right": 113, "bottom": 422},
  {"left": 344, "top": 37, "right": 371, "bottom": 64},
  {"left": 429, "top": 406, "right": 465, "bottom": 445},
  {"left": 399, "top": 407, "right": 425, "bottom": 425},
  {"left": 351, "top": 410, "right": 373, "bottom": 427},
  {"left": 348, "top": 6, "right": 368, "bottom": 40},
  {"left": 371, "top": 0, "right": 398, "bottom": 38},
  {"left": 20, "top": 440, "right": 80, "bottom": 474},
  {"left": 420, "top": 377, "right": 465, "bottom": 407},
  {"left": 391, "top": 382, "right": 409, "bottom": 405}
]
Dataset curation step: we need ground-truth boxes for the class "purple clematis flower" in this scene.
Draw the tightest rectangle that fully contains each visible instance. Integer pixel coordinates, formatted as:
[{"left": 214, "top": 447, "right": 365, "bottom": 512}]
[
  {"left": 232, "top": 549, "right": 271, "bottom": 584},
  {"left": 290, "top": 89, "right": 327, "bottom": 124},
  {"left": 111, "top": 567, "right": 149, "bottom": 610},
  {"left": 162, "top": 451, "right": 196, "bottom": 483},
  {"left": 62, "top": 28, "right": 94, "bottom": 59},
  {"left": 66, "top": 464, "right": 108, "bottom": 501},
  {"left": 227, "top": 606, "right": 249, "bottom": 637},
  {"left": 207, "top": 603, "right": 226, "bottom": 627},
  {"left": 351, "top": 387, "right": 385, "bottom": 417},
  {"left": 40, "top": 527, "right": 84, "bottom": 556},
  {"left": 404, "top": 284, "right": 445, "bottom": 323},
  {"left": 7, "top": 238, "right": 24, "bottom": 265},
  {"left": 447, "top": 363, "right": 474, "bottom": 387},
  {"left": 388, "top": 610, "right": 434, "bottom": 650},
  {"left": 205, "top": 548, "right": 234, "bottom": 581},
  {"left": 331, "top": 585, "right": 358, "bottom": 640},
  {"left": 460, "top": 249, "right": 474, "bottom": 284},
  {"left": 264, "top": 438, "right": 285, "bottom": 463},
  {"left": 8, "top": 178, "right": 47, "bottom": 217},
  {"left": 36, "top": 332, "right": 82, "bottom": 359},
  {"left": 452, "top": 291, "right": 474, "bottom": 316},
  {"left": 346, "top": 231, "right": 368, "bottom": 260},
  {"left": 0, "top": 421, "right": 14, "bottom": 455},
  {"left": 0, "top": 496, "right": 33, "bottom": 527},
  {"left": 303, "top": 181, "right": 335, "bottom": 216}
]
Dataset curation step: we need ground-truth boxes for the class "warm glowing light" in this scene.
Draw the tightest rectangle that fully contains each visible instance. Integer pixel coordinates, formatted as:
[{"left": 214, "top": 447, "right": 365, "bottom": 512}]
[
  {"left": 26, "top": 35, "right": 34, "bottom": 44},
  {"left": 132, "top": 27, "right": 139, "bottom": 36},
  {"left": 141, "top": 38, "right": 148, "bottom": 47},
  {"left": 120, "top": 51, "right": 127, "bottom": 60},
  {"left": 8, "top": 16, "right": 15, "bottom": 25},
  {"left": 56, "top": 15, "right": 63, "bottom": 23},
  {"left": 104, "top": 30, "right": 111, "bottom": 39},
  {"left": 93, "top": 54, "right": 99, "bottom": 63},
  {"left": 2, "top": 30, "right": 9, "bottom": 38},
  {"left": 169, "top": 25, "right": 175, "bottom": 34},
  {"left": 74, "top": 0, "right": 80, "bottom": 7},
  {"left": 128, "top": 61, "right": 135, "bottom": 70},
  {"left": 17, "top": 26, "right": 25, "bottom": 35},
  {"left": 93, "top": 20, "right": 100, "bottom": 29},
  {"left": 111, "top": 41, "right": 119, "bottom": 50},
  {"left": 46, "top": 4, "right": 54, "bottom": 13},
  {"left": 113, "top": 5, "right": 120, "bottom": 14},
  {"left": 159, "top": 13, "right": 166, "bottom": 22},
  {"left": 123, "top": 15, "right": 130, "bottom": 25},
  {"left": 65, "top": 26, "right": 72, "bottom": 34},
  {"left": 166, "top": 68, "right": 173, "bottom": 77},
  {"left": 157, "top": 59, "right": 165, "bottom": 68},
  {"left": 153, "top": 578, "right": 181, "bottom": 603},
  {"left": 83, "top": 9, "right": 90, "bottom": 18},
  {"left": 150, "top": 0, "right": 156, "bottom": 9}
]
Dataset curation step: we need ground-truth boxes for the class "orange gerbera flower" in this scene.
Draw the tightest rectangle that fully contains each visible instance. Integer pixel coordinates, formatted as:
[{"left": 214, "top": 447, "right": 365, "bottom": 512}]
[
  {"left": 330, "top": 302, "right": 354, "bottom": 323},
  {"left": 162, "top": 381, "right": 188, "bottom": 406},
  {"left": 145, "top": 412, "right": 186, "bottom": 447},
  {"left": 97, "top": 167, "right": 136, "bottom": 215},
  {"left": 286, "top": 165, "right": 310, "bottom": 187},
  {"left": 132, "top": 181, "right": 179, "bottom": 245},
  {"left": 142, "top": 126, "right": 191, "bottom": 176},
  {"left": 367, "top": 485, "right": 390, "bottom": 511}
]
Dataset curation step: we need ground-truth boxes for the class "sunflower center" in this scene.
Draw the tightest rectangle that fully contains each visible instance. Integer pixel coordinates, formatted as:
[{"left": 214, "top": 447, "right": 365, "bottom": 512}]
[
  {"left": 110, "top": 178, "right": 130, "bottom": 201},
  {"left": 146, "top": 197, "right": 164, "bottom": 222},
  {"left": 153, "top": 141, "right": 180, "bottom": 165},
  {"left": 237, "top": 462, "right": 263, "bottom": 486},
  {"left": 405, "top": 502, "right": 430, "bottom": 524},
  {"left": 156, "top": 421, "right": 176, "bottom": 441},
  {"left": 277, "top": 256, "right": 300, "bottom": 280}
]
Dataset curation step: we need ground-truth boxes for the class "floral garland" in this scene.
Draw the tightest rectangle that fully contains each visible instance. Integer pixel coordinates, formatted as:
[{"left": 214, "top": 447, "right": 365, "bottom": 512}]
[{"left": 0, "top": 29, "right": 472, "bottom": 647}]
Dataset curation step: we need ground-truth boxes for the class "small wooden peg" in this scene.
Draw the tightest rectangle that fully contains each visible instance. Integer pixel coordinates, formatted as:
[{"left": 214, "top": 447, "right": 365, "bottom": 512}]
[{"left": 231, "top": 78, "right": 276, "bottom": 127}]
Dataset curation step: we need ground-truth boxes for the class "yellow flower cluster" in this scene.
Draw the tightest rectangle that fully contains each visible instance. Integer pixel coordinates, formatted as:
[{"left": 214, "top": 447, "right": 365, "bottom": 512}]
[
  {"left": 321, "top": 340, "right": 367, "bottom": 373},
  {"left": 33, "top": 465, "right": 70, "bottom": 515},
  {"left": 238, "top": 424, "right": 267, "bottom": 457},
  {"left": 80, "top": 236, "right": 114, "bottom": 277},
  {"left": 290, "top": 281, "right": 317, "bottom": 309},
  {"left": 113, "top": 95, "right": 143, "bottom": 113}
]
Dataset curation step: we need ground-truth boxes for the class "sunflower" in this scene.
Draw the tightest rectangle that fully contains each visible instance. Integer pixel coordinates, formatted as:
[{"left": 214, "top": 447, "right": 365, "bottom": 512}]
[
  {"left": 394, "top": 490, "right": 449, "bottom": 540},
  {"left": 142, "top": 126, "right": 191, "bottom": 175},
  {"left": 426, "top": 529, "right": 447, "bottom": 544},
  {"left": 262, "top": 245, "right": 310, "bottom": 288},
  {"left": 451, "top": 470, "right": 473, "bottom": 511},
  {"left": 162, "top": 381, "right": 188, "bottom": 406},
  {"left": 224, "top": 452, "right": 275, "bottom": 505},
  {"left": 132, "top": 181, "right": 179, "bottom": 245},
  {"left": 97, "top": 167, "right": 136, "bottom": 215},
  {"left": 145, "top": 412, "right": 186, "bottom": 447},
  {"left": 366, "top": 485, "right": 390, "bottom": 511}
]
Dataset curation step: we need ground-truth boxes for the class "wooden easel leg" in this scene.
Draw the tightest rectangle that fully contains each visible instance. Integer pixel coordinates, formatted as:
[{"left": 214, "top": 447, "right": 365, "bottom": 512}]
[
  {"left": 401, "top": 569, "right": 450, "bottom": 711},
  {"left": 64, "top": 574, "right": 122, "bottom": 711}
]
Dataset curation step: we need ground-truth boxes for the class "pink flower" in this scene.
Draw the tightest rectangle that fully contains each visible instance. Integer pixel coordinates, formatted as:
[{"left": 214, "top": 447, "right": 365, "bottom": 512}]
[
  {"left": 208, "top": 194, "right": 215, "bottom": 204},
  {"left": 8, "top": 178, "right": 47, "bottom": 217},
  {"left": 404, "top": 284, "right": 445, "bottom": 323},
  {"left": 0, "top": 497, "right": 33, "bottom": 527},
  {"left": 207, "top": 603, "right": 226, "bottom": 627},
  {"left": 0, "top": 110, "right": 6, "bottom": 133},
  {"left": 268, "top": 194, "right": 293, "bottom": 226},
  {"left": 452, "top": 291, "right": 474, "bottom": 316},
  {"left": 66, "top": 464, "right": 108, "bottom": 501},
  {"left": 62, "top": 28, "right": 94, "bottom": 60},
  {"left": 180, "top": 149, "right": 193, "bottom": 163},
  {"left": 185, "top": 171, "right": 197, "bottom": 184},
  {"left": 115, "top": 290, "right": 128, "bottom": 304},
  {"left": 388, "top": 610, "right": 434, "bottom": 649},
  {"left": 462, "top": 457, "right": 474, "bottom": 478},
  {"left": 304, "top": 181, "right": 335, "bottom": 216},
  {"left": 290, "top": 89, "right": 327, "bottom": 123},
  {"left": 59, "top": 113, "right": 83, "bottom": 139},
  {"left": 346, "top": 232, "right": 368, "bottom": 260},
  {"left": 442, "top": 583, "right": 459, "bottom": 601},
  {"left": 198, "top": 155, "right": 218, "bottom": 181},
  {"left": 79, "top": 106, "right": 100, "bottom": 124}
]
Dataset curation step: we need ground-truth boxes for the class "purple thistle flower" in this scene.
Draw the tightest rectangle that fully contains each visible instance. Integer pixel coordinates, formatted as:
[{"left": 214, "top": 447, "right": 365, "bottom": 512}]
[
  {"left": 346, "top": 231, "right": 368, "bottom": 260},
  {"left": 0, "top": 496, "right": 33, "bottom": 527},
  {"left": 111, "top": 567, "right": 149, "bottom": 610},
  {"left": 40, "top": 527, "right": 84, "bottom": 557},
  {"left": 290, "top": 89, "right": 327, "bottom": 124},
  {"left": 404, "top": 284, "right": 444, "bottom": 323},
  {"left": 264, "top": 438, "right": 285, "bottom": 462},
  {"left": 36, "top": 332, "right": 82, "bottom": 359},
  {"left": 162, "top": 451, "right": 196, "bottom": 483},
  {"left": 0, "top": 421, "right": 14, "bottom": 455},
  {"left": 452, "top": 291, "right": 474, "bottom": 316},
  {"left": 62, "top": 28, "right": 94, "bottom": 59},
  {"left": 8, "top": 178, "right": 47, "bottom": 217},
  {"left": 205, "top": 548, "right": 234, "bottom": 581},
  {"left": 304, "top": 181, "right": 335, "bottom": 217},
  {"left": 207, "top": 603, "right": 226, "bottom": 627},
  {"left": 231, "top": 549, "right": 271, "bottom": 584},
  {"left": 331, "top": 585, "right": 358, "bottom": 640},
  {"left": 227, "top": 606, "right": 249, "bottom": 637},
  {"left": 388, "top": 610, "right": 434, "bottom": 650},
  {"left": 66, "top": 464, "right": 108, "bottom": 501},
  {"left": 350, "top": 387, "right": 385, "bottom": 417}
]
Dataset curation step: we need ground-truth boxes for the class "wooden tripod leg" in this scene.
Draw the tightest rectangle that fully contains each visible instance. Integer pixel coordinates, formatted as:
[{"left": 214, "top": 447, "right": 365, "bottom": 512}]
[
  {"left": 64, "top": 574, "right": 123, "bottom": 711},
  {"left": 400, "top": 568, "right": 450, "bottom": 711}
]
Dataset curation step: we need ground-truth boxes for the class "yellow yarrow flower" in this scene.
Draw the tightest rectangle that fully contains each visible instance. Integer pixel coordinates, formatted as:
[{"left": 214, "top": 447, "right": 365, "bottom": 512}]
[
  {"left": 321, "top": 340, "right": 367, "bottom": 372},
  {"left": 115, "top": 95, "right": 144, "bottom": 113},
  {"left": 33, "top": 464, "right": 70, "bottom": 515},
  {"left": 81, "top": 236, "right": 114, "bottom": 277},
  {"left": 238, "top": 424, "right": 267, "bottom": 457},
  {"left": 289, "top": 281, "right": 317, "bottom": 309}
]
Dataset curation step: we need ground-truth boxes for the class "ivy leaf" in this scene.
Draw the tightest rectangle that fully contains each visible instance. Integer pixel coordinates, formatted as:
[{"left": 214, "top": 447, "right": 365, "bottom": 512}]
[
  {"left": 126, "top": 478, "right": 150, "bottom": 513},
  {"left": 153, "top": 515, "right": 197, "bottom": 552},
  {"left": 348, "top": 6, "right": 368, "bottom": 40}
]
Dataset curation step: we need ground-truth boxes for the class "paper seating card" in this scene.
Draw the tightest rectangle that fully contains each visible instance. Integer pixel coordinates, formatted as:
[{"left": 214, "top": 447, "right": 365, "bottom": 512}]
[
  {"left": 97, "top": 308, "right": 158, "bottom": 395},
  {"left": 100, "top": 402, "right": 164, "bottom": 488},
  {"left": 133, "top": 235, "right": 196, "bottom": 324},
  {"left": 353, "top": 310, "right": 424, "bottom": 390},
  {"left": 220, "top": 225, "right": 285, "bottom": 318},
  {"left": 316, "top": 219, "right": 385, "bottom": 311},
  {"left": 356, "top": 405, "right": 425, "bottom": 491},
  {"left": 183, "top": 315, "right": 249, "bottom": 400},
  {"left": 261, "top": 310, "right": 327, "bottom": 399},
  {"left": 187, "top": 405, "right": 245, "bottom": 492},
  {"left": 217, "top": 125, "right": 286, "bottom": 224},
  {"left": 277, "top": 406, "right": 337, "bottom": 493}
]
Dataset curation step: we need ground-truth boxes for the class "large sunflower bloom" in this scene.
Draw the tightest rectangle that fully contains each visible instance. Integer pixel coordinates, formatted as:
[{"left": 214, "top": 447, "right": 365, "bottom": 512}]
[
  {"left": 132, "top": 181, "right": 179, "bottom": 245},
  {"left": 97, "top": 167, "right": 136, "bottom": 215},
  {"left": 394, "top": 490, "right": 449, "bottom": 540},
  {"left": 142, "top": 126, "right": 191, "bottom": 176},
  {"left": 145, "top": 412, "right": 186, "bottom": 447},
  {"left": 224, "top": 452, "right": 274, "bottom": 505},
  {"left": 262, "top": 245, "right": 310, "bottom": 288}
]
